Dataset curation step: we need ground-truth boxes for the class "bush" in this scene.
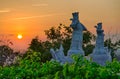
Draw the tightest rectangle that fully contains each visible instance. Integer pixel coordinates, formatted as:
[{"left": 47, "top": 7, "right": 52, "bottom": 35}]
[{"left": 0, "top": 53, "right": 120, "bottom": 79}]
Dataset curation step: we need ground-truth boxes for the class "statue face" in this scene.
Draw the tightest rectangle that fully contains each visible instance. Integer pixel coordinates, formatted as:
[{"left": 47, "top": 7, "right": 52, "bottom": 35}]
[{"left": 70, "top": 18, "right": 78, "bottom": 28}]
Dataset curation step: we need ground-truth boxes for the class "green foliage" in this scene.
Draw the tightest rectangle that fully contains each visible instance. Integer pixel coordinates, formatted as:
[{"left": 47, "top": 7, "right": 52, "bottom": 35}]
[
  {"left": 28, "top": 37, "right": 52, "bottom": 62},
  {"left": 22, "top": 49, "right": 41, "bottom": 62},
  {"left": 29, "top": 36, "right": 42, "bottom": 52},
  {"left": 0, "top": 53, "right": 120, "bottom": 79}
]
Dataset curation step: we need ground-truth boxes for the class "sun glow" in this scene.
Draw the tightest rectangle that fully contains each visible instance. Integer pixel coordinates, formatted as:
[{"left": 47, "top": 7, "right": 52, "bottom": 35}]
[{"left": 17, "top": 34, "right": 23, "bottom": 39}]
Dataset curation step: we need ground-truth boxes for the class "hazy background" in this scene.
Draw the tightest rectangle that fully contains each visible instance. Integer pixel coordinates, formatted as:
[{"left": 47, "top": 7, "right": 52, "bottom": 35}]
[{"left": 0, "top": 0, "right": 120, "bottom": 51}]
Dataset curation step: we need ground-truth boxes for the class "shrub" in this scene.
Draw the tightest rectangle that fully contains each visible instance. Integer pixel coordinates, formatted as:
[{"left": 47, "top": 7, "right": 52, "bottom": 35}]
[{"left": 0, "top": 53, "right": 120, "bottom": 78}]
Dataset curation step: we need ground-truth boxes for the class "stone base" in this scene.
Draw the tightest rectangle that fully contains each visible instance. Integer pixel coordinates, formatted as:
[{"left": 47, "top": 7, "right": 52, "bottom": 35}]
[
  {"left": 67, "top": 49, "right": 85, "bottom": 56},
  {"left": 90, "top": 54, "right": 111, "bottom": 66}
]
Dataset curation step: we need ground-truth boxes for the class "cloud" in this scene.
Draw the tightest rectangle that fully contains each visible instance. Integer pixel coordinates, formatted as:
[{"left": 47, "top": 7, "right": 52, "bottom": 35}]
[
  {"left": 13, "top": 13, "right": 65, "bottom": 20},
  {"left": 0, "top": 34, "right": 14, "bottom": 36},
  {"left": 32, "top": 3, "right": 48, "bottom": 7},
  {"left": 0, "top": 9, "right": 11, "bottom": 13}
]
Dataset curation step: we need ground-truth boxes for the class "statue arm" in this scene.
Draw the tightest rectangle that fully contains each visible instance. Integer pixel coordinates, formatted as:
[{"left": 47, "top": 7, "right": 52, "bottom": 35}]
[{"left": 81, "top": 23, "right": 87, "bottom": 31}]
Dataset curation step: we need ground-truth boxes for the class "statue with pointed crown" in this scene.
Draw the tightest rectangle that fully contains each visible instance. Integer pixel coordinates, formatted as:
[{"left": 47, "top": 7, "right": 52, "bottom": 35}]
[
  {"left": 90, "top": 23, "right": 111, "bottom": 65},
  {"left": 67, "top": 12, "right": 87, "bottom": 56}
]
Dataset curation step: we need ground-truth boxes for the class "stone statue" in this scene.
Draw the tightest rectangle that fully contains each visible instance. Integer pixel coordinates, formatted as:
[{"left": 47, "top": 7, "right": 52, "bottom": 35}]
[
  {"left": 94, "top": 23, "right": 105, "bottom": 54},
  {"left": 91, "top": 23, "right": 111, "bottom": 65},
  {"left": 50, "top": 48, "right": 57, "bottom": 60},
  {"left": 67, "top": 12, "right": 87, "bottom": 56},
  {"left": 50, "top": 44, "right": 73, "bottom": 64}
]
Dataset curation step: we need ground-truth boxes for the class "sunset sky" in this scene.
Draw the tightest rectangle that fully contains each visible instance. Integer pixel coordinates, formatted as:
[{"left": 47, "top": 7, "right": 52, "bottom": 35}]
[{"left": 0, "top": 0, "right": 120, "bottom": 51}]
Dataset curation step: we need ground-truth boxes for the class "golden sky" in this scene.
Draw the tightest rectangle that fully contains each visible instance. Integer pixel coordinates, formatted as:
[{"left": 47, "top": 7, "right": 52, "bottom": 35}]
[{"left": 0, "top": 0, "right": 120, "bottom": 51}]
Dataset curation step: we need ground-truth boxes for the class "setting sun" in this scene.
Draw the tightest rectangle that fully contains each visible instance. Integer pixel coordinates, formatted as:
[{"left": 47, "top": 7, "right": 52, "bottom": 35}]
[{"left": 17, "top": 34, "right": 23, "bottom": 39}]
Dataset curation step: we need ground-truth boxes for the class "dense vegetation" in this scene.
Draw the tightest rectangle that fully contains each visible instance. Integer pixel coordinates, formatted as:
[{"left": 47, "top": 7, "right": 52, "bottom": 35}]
[
  {"left": 0, "top": 51, "right": 120, "bottom": 79},
  {"left": 0, "top": 24, "right": 120, "bottom": 78}
]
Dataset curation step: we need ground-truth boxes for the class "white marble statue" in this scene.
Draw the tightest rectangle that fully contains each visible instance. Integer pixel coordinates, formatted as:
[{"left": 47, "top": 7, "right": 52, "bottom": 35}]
[
  {"left": 91, "top": 23, "right": 112, "bottom": 65},
  {"left": 67, "top": 12, "right": 87, "bottom": 56}
]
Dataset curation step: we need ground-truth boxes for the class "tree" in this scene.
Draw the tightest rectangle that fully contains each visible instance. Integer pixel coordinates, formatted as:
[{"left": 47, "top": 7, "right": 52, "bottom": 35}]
[
  {"left": 29, "top": 36, "right": 42, "bottom": 52},
  {"left": 28, "top": 36, "right": 52, "bottom": 62},
  {"left": 83, "top": 31, "right": 96, "bottom": 56},
  {"left": 0, "top": 36, "right": 18, "bottom": 66},
  {"left": 104, "top": 38, "right": 120, "bottom": 59}
]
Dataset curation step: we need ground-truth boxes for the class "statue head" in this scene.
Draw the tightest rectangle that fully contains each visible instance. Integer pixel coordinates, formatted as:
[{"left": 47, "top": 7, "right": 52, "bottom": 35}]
[
  {"left": 70, "top": 12, "right": 87, "bottom": 31},
  {"left": 95, "top": 22, "right": 104, "bottom": 35},
  {"left": 95, "top": 22, "right": 102, "bottom": 30},
  {"left": 97, "top": 22, "right": 102, "bottom": 27},
  {"left": 71, "top": 12, "right": 79, "bottom": 20},
  {"left": 70, "top": 12, "right": 79, "bottom": 28}
]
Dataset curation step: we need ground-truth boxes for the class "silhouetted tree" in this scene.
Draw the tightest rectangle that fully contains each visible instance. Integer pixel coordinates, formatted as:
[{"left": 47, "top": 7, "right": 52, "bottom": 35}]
[
  {"left": 104, "top": 38, "right": 120, "bottom": 59},
  {"left": 0, "top": 36, "right": 19, "bottom": 66},
  {"left": 28, "top": 36, "right": 52, "bottom": 62}
]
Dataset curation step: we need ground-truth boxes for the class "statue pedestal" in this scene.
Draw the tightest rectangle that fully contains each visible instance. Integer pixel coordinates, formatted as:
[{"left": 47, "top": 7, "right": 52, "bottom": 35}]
[
  {"left": 90, "top": 53, "right": 111, "bottom": 66},
  {"left": 68, "top": 49, "right": 84, "bottom": 56},
  {"left": 90, "top": 45, "right": 112, "bottom": 66}
]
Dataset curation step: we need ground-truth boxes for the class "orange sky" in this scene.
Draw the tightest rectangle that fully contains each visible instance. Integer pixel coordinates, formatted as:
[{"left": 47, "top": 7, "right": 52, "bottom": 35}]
[{"left": 0, "top": 0, "right": 120, "bottom": 51}]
